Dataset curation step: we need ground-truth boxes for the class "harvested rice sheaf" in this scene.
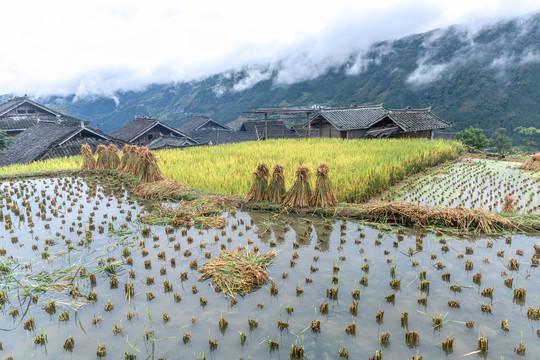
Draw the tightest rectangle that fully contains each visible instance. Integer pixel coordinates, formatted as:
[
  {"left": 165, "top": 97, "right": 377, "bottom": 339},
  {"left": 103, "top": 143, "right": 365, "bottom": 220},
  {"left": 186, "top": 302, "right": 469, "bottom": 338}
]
[
  {"left": 245, "top": 163, "right": 270, "bottom": 203},
  {"left": 282, "top": 165, "right": 312, "bottom": 208},
  {"left": 134, "top": 147, "right": 165, "bottom": 183},
  {"left": 199, "top": 249, "right": 277, "bottom": 296},
  {"left": 311, "top": 162, "right": 337, "bottom": 208},
  {"left": 519, "top": 152, "right": 540, "bottom": 171},
  {"left": 266, "top": 164, "right": 286, "bottom": 203},
  {"left": 81, "top": 144, "right": 96, "bottom": 170},
  {"left": 95, "top": 145, "right": 109, "bottom": 170},
  {"left": 107, "top": 144, "right": 120, "bottom": 169},
  {"left": 133, "top": 179, "right": 188, "bottom": 200}
]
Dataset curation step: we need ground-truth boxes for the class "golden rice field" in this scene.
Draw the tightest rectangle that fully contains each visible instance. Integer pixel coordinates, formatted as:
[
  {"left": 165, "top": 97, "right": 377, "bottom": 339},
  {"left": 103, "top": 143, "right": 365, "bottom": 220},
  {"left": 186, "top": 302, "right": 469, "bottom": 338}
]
[{"left": 1, "top": 138, "right": 461, "bottom": 202}]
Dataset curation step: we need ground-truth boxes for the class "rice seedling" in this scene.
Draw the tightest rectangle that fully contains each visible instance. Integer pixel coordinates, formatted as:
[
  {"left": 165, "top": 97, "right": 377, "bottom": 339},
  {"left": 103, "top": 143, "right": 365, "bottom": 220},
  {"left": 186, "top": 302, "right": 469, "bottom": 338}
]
[
  {"left": 289, "top": 340, "right": 304, "bottom": 359},
  {"left": 345, "top": 321, "right": 356, "bottom": 335},
  {"left": 442, "top": 336, "right": 454, "bottom": 352},
  {"left": 338, "top": 344, "right": 349, "bottom": 359},
  {"left": 239, "top": 331, "right": 247, "bottom": 345},
  {"left": 369, "top": 350, "right": 382, "bottom": 360},
  {"left": 514, "top": 287, "right": 527, "bottom": 300},
  {"left": 248, "top": 317, "right": 258, "bottom": 331},
  {"left": 63, "top": 336, "right": 74, "bottom": 351},
  {"left": 477, "top": 335, "right": 488, "bottom": 353},
  {"left": 380, "top": 331, "right": 390, "bottom": 345},
  {"left": 501, "top": 319, "right": 510, "bottom": 331},
  {"left": 405, "top": 331, "right": 419, "bottom": 347},
  {"left": 268, "top": 339, "right": 279, "bottom": 351},
  {"left": 401, "top": 311, "right": 408, "bottom": 327},
  {"left": 466, "top": 321, "right": 474, "bottom": 328}
]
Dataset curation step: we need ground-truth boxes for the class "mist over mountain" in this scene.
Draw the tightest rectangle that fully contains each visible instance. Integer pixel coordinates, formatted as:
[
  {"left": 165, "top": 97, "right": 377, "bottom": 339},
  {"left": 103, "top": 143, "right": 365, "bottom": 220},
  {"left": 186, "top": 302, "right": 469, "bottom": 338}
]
[{"left": 33, "top": 12, "right": 540, "bottom": 136}]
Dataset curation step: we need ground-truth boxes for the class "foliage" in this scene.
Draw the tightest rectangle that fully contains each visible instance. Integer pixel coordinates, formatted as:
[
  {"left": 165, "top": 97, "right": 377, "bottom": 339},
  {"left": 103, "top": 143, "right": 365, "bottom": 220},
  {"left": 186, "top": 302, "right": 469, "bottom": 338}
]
[
  {"left": 0, "top": 130, "right": 11, "bottom": 153},
  {"left": 490, "top": 128, "right": 512, "bottom": 155},
  {"left": 514, "top": 126, "right": 540, "bottom": 153},
  {"left": 455, "top": 127, "right": 489, "bottom": 149}
]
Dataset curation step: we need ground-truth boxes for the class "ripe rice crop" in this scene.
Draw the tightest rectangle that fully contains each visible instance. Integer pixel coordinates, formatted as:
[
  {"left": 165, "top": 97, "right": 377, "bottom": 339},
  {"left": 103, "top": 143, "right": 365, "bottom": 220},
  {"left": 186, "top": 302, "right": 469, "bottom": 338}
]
[{"left": 1, "top": 138, "right": 461, "bottom": 202}]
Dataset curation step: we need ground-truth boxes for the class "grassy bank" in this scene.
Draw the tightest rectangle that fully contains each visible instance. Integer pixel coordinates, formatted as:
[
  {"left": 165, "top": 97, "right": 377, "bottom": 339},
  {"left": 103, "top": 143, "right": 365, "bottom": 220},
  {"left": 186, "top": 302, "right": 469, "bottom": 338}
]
[{"left": 1, "top": 138, "right": 462, "bottom": 202}]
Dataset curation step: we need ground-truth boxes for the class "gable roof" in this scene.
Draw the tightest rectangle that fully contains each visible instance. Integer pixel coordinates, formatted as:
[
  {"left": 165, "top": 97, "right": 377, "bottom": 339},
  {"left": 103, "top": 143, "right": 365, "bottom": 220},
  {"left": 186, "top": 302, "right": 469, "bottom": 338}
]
[
  {"left": 386, "top": 109, "right": 451, "bottom": 131},
  {"left": 190, "top": 129, "right": 258, "bottom": 145},
  {"left": 111, "top": 116, "right": 197, "bottom": 143},
  {"left": 0, "top": 120, "right": 120, "bottom": 166},
  {"left": 147, "top": 134, "right": 200, "bottom": 150},
  {"left": 240, "top": 119, "right": 300, "bottom": 140},
  {"left": 177, "top": 115, "right": 232, "bottom": 134},
  {"left": 226, "top": 116, "right": 256, "bottom": 131},
  {"left": 311, "top": 105, "right": 387, "bottom": 130},
  {"left": 0, "top": 96, "right": 61, "bottom": 117}
]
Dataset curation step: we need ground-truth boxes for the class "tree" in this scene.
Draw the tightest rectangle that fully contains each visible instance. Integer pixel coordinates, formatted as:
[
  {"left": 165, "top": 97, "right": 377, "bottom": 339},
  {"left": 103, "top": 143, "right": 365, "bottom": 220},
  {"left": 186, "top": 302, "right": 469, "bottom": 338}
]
[
  {"left": 0, "top": 130, "right": 11, "bottom": 153},
  {"left": 490, "top": 128, "right": 512, "bottom": 155},
  {"left": 455, "top": 127, "right": 489, "bottom": 149},
  {"left": 514, "top": 126, "right": 540, "bottom": 153}
]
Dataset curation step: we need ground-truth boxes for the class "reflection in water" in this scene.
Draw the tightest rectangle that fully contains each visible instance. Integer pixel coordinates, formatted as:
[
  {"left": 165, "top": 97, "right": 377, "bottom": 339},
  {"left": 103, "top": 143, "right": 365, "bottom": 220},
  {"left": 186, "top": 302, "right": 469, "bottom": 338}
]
[{"left": 0, "top": 177, "right": 539, "bottom": 359}]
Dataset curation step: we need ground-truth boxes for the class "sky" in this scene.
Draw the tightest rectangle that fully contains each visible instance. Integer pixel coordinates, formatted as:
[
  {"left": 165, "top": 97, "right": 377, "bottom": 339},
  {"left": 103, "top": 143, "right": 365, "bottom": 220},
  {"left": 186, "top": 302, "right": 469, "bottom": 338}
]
[{"left": 0, "top": 0, "right": 539, "bottom": 98}]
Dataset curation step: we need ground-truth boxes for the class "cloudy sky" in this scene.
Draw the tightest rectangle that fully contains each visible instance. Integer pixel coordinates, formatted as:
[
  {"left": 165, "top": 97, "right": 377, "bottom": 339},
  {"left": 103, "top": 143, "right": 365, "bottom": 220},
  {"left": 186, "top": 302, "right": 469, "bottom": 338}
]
[{"left": 1, "top": 0, "right": 538, "bottom": 98}]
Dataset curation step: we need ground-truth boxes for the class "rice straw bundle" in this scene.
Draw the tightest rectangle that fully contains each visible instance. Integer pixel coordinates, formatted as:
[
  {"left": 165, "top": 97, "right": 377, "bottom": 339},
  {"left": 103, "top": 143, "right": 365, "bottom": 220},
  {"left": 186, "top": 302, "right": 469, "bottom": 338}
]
[
  {"left": 199, "top": 249, "right": 277, "bottom": 295},
  {"left": 81, "top": 143, "right": 96, "bottom": 170},
  {"left": 311, "top": 162, "right": 337, "bottom": 208},
  {"left": 265, "top": 164, "right": 286, "bottom": 203},
  {"left": 502, "top": 194, "right": 515, "bottom": 213},
  {"left": 117, "top": 145, "right": 133, "bottom": 171},
  {"left": 519, "top": 152, "right": 540, "bottom": 171},
  {"left": 133, "top": 179, "right": 188, "bottom": 200},
  {"left": 106, "top": 144, "right": 120, "bottom": 169},
  {"left": 282, "top": 165, "right": 312, "bottom": 208},
  {"left": 245, "top": 163, "right": 270, "bottom": 202},
  {"left": 134, "top": 146, "right": 164, "bottom": 182},
  {"left": 95, "top": 144, "right": 108, "bottom": 170}
]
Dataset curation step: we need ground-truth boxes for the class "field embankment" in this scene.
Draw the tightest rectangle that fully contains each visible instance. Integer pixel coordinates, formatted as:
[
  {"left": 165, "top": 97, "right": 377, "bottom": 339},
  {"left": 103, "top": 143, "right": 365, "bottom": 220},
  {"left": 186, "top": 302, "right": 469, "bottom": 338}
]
[{"left": 0, "top": 138, "right": 462, "bottom": 203}]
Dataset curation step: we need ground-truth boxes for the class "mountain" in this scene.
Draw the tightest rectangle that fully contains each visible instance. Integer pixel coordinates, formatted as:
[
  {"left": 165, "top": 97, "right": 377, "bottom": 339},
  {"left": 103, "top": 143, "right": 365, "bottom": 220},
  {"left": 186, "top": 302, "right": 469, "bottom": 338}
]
[{"left": 39, "top": 12, "right": 540, "bottom": 138}]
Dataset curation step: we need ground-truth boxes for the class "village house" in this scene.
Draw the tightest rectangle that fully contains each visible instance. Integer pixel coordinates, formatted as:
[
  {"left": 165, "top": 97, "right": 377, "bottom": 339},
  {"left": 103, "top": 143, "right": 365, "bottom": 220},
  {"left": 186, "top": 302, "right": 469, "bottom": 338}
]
[
  {"left": 0, "top": 117, "right": 124, "bottom": 166},
  {"left": 111, "top": 116, "right": 197, "bottom": 147},
  {"left": 310, "top": 105, "right": 451, "bottom": 139},
  {"left": 0, "top": 95, "right": 68, "bottom": 136}
]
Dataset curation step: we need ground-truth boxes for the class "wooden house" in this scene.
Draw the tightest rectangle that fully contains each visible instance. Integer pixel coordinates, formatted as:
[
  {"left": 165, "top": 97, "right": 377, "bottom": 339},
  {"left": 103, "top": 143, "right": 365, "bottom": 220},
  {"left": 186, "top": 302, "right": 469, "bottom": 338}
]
[
  {"left": 177, "top": 115, "right": 233, "bottom": 134},
  {"left": 111, "top": 116, "right": 197, "bottom": 146},
  {"left": 0, "top": 118, "right": 124, "bottom": 166},
  {"left": 0, "top": 95, "right": 67, "bottom": 136},
  {"left": 310, "top": 105, "right": 451, "bottom": 139}
]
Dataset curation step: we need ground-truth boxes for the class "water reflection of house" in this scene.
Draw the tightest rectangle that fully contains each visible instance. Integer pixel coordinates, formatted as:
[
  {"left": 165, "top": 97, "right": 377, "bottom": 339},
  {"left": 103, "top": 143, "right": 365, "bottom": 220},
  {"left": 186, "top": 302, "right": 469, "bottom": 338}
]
[{"left": 310, "top": 105, "right": 451, "bottom": 139}]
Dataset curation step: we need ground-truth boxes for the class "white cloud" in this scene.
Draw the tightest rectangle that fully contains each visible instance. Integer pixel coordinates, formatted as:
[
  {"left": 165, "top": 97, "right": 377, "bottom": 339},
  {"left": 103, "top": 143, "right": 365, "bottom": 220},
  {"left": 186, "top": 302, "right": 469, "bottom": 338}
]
[{"left": 0, "top": 0, "right": 538, "bottom": 98}]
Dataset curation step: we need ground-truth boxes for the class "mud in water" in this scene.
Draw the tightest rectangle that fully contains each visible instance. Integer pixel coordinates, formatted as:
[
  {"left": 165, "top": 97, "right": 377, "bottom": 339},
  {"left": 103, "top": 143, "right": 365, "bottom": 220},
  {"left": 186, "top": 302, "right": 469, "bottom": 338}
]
[{"left": 0, "top": 176, "right": 539, "bottom": 359}]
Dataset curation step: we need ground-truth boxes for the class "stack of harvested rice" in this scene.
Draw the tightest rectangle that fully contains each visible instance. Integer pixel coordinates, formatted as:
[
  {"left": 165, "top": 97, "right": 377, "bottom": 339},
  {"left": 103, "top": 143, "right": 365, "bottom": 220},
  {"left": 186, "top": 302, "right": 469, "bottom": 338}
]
[
  {"left": 520, "top": 152, "right": 540, "bottom": 171},
  {"left": 265, "top": 164, "right": 286, "bottom": 203},
  {"left": 81, "top": 144, "right": 96, "bottom": 170},
  {"left": 106, "top": 144, "right": 120, "bottom": 169},
  {"left": 134, "top": 146, "right": 164, "bottom": 182},
  {"left": 311, "top": 162, "right": 337, "bottom": 207},
  {"left": 95, "top": 144, "right": 108, "bottom": 170},
  {"left": 246, "top": 163, "right": 270, "bottom": 202},
  {"left": 282, "top": 165, "right": 312, "bottom": 208}
]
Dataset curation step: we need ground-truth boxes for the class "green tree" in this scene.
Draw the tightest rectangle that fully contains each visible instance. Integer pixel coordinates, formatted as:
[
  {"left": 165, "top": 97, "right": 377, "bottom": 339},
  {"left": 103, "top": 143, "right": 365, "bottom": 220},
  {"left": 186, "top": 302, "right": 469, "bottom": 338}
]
[
  {"left": 0, "top": 130, "right": 11, "bottom": 153},
  {"left": 490, "top": 128, "right": 512, "bottom": 155},
  {"left": 455, "top": 127, "right": 489, "bottom": 149},
  {"left": 514, "top": 126, "right": 540, "bottom": 153}
]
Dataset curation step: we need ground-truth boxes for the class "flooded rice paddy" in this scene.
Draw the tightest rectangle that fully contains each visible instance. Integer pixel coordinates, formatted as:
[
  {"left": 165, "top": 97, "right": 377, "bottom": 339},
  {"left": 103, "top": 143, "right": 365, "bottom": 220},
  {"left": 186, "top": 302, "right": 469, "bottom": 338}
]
[
  {"left": 383, "top": 159, "right": 540, "bottom": 214},
  {"left": 1, "top": 176, "right": 539, "bottom": 359}
]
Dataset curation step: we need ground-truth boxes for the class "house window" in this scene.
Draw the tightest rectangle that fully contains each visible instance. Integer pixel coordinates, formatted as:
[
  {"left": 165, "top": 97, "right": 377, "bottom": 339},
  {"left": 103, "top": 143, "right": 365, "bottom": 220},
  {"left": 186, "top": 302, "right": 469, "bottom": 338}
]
[
  {"left": 147, "top": 134, "right": 153, "bottom": 140},
  {"left": 17, "top": 109, "right": 26, "bottom": 114},
  {"left": 27, "top": 109, "right": 35, "bottom": 114}
]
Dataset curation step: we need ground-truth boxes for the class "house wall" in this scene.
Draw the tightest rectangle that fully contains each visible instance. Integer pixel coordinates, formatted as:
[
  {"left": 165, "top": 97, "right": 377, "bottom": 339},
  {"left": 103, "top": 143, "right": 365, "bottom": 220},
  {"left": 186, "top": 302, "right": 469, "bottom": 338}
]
[
  {"left": 318, "top": 124, "right": 343, "bottom": 138},
  {"left": 6, "top": 104, "right": 51, "bottom": 117},
  {"left": 395, "top": 130, "right": 432, "bottom": 139},
  {"left": 347, "top": 129, "right": 368, "bottom": 139}
]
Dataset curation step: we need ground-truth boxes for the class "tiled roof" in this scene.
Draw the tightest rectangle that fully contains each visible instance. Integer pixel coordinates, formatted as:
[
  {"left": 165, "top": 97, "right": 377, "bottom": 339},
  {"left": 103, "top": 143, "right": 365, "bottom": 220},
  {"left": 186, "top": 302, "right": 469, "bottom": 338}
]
[
  {"left": 0, "top": 96, "right": 61, "bottom": 117},
  {"left": 147, "top": 135, "right": 197, "bottom": 150},
  {"left": 177, "top": 115, "right": 232, "bottom": 134},
  {"left": 43, "top": 136, "right": 125, "bottom": 160},
  {"left": 241, "top": 120, "right": 300, "bottom": 140},
  {"left": 226, "top": 116, "right": 256, "bottom": 131},
  {"left": 311, "top": 105, "right": 387, "bottom": 130},
  {"left": 386, "top": 109, "right": 451, "bottom": 131},
  {"left": 111, "top": 117, "right": 197, "bottom": 143},
  {"left": 190, "top": 129, "right": 258, "bottom": 145},
  {"left": 0, "top": 121, "right": 120, "bottom": 166}
]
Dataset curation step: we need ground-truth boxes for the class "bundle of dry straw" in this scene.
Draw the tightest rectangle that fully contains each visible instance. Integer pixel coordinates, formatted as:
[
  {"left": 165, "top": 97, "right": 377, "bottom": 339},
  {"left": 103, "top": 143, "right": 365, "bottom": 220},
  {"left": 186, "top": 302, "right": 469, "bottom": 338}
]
[
  {"left": 282, "top": 165, "right": 312, "bottom": 208},
  {"left": 199, "top": 249, "right": 277, "bottom": 296},
  {"left": 133, "top": 146, "right": 164, "bottom": 182},
  {"left": 245, "top": 163, "right": 270, "bottom": 202},
  {"left": 265, "top": 164, "right": 286, "bottom": 203},
  {"left": 520, "top": 152, "right": 540, "bottom": 171},
  {"left": 118, "top": 145, "right": 136, "bottom": 173},
  {"left": 311, "top": 162, "right": 337, "bottom": 208},
  {"left": 95, "top": 144, "right": 109, "bottom": 170},
  {"left": 81, "top": 144, "right": 96, "bottom": 170},
  {"left": 106, "top": 144, "right": 120, "bottom": 169},
  {"left": 133, "top": 179, "right": 188, "bottom": 200}
]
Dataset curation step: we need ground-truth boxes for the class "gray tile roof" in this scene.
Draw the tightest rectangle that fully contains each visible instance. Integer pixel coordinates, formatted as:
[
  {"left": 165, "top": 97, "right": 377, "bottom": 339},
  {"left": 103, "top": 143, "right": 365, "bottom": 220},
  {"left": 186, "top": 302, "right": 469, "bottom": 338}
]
[
  {"left": 311, "top": 105, "right": 387, "bottom": 130},
  {"left": 147, "top": 135, "right": 195, "bottom": 150},
  {"left": 240, "top": 120, "right": 300, "bottom": 140},
  {"left": 43, "top": 136, "right": 125, "bottom": 160},
  {"left": 386, "top": 109, "right": 451, "bottom": 131},
  {"left": 177, "top": 115, "right": 232, "bottom": 134},
  {"left": 191, "top": 129, "right": 258, "bottom": 145},
  {"left": 226, "top": 116, "right": 256, "bottom": 131},
  {"left": 0, "top": 96, "right": 61, "bottom": 117},
  {"left": 0, "top": 120, "right": 120, "bottom": 166},
  {"left": 111, "top": 116, "right": 197, "bottom": 143}
]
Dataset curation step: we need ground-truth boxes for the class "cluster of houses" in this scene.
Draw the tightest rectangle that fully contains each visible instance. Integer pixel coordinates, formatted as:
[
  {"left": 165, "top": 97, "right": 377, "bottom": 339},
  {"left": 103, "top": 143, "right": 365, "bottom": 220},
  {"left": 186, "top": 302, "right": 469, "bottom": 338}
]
[{"left": 0, "top": 96, "right": 451, "bottom": 166}]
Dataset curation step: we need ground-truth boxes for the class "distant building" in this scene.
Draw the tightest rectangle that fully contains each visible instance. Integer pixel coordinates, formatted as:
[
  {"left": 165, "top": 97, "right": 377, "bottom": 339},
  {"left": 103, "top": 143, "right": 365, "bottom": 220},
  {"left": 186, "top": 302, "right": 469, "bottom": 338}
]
[
  {"left": 0, "top": 117, "right": 124, "bottom": 166},
  {"left": 310, "top": 105, "right": 451, "bottom": 139},
  {"left": 0, "top": 95, "right": 67, "bottom": 136},
  {"left": 177, "top": 115, "right": 233, "bottom": 134},
  {"left": 111, "top": 116, "right": 197, "bottom": 146}
]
